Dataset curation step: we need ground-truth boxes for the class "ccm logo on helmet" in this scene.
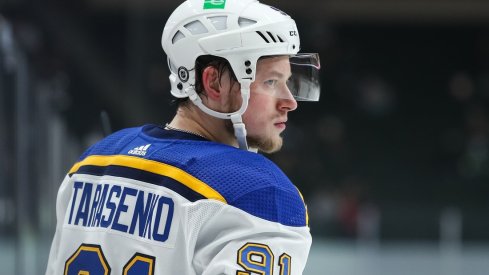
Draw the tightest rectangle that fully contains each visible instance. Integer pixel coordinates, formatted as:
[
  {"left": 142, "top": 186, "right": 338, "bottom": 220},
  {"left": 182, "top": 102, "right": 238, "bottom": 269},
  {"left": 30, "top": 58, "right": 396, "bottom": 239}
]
[{"left": 289, "top": 30, "right": 298, "bottom": 36}]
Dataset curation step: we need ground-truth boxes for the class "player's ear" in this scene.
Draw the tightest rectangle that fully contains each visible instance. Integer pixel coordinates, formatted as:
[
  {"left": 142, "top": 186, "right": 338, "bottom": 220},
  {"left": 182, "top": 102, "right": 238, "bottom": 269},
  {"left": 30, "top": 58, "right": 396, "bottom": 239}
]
[{"left": 202, "top": 66, "right": 221, "bottom": 100}]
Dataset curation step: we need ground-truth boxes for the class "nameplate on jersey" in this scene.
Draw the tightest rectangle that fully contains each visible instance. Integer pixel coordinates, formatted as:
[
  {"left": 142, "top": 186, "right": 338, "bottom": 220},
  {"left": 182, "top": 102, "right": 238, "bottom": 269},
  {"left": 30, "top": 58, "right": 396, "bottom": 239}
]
[{"left": 64, "top": 177, "right": 178, "bottom": 247}]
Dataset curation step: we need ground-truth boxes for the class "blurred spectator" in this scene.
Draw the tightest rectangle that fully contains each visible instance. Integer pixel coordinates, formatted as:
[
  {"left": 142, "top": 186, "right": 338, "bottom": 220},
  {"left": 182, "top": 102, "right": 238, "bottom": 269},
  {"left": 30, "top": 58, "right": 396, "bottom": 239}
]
[
  {"left": 356, "top": 75, "right": 396, "bottom": 117},
  {"left": 308, "top": 186, "right": 340, "bottom": 235},
  {"left": 458, "top": 104, "right": 489, "bottom": 179},
  {"left": 449, "top": 72, "right": 474, "bottom": 102}
]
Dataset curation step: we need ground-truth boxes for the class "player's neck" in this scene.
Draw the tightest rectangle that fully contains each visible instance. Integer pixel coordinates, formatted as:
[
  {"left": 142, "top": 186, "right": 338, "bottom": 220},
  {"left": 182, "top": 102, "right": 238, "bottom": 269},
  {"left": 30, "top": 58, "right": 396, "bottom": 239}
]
[{"left": 169, "top": 106, "right": 238, "bottom": 147}]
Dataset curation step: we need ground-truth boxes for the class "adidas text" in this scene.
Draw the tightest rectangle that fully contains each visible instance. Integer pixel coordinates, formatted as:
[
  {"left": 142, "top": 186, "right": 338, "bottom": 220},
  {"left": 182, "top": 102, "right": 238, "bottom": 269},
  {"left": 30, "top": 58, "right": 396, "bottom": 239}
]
[{"left": 128, "top": 144, "right": 151, "bottom": 156}]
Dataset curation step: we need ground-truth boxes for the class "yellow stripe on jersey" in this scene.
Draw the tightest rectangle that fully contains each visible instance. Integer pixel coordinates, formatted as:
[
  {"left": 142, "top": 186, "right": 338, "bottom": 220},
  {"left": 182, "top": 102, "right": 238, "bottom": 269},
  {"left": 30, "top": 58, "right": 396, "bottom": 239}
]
[
  {"left": 69, "top": 155, "right": 227, "bottom": 203},
  {"left": 295, "top": 187, "right": 309, "bottom": 227}
]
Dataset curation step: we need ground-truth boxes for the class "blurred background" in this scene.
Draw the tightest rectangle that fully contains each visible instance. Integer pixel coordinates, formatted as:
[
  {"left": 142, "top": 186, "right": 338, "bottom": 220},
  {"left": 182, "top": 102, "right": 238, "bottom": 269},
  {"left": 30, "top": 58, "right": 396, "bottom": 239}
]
[{"left": 1, "top": 0, "right": 489, "bottom": 274}]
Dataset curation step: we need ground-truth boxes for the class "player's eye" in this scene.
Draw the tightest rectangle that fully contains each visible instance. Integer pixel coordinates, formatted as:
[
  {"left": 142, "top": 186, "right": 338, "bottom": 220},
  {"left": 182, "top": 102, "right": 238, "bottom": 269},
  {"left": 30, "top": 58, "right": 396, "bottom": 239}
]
[{"left": 264, "top": 79, "right": 278, "bottom": 87}]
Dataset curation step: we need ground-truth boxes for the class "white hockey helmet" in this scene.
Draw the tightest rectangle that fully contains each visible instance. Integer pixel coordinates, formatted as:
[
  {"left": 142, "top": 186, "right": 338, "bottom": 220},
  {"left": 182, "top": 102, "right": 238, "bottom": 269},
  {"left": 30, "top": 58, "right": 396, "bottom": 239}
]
[{"left": 162, "top": 0, "right": 320, "bottom": 150}]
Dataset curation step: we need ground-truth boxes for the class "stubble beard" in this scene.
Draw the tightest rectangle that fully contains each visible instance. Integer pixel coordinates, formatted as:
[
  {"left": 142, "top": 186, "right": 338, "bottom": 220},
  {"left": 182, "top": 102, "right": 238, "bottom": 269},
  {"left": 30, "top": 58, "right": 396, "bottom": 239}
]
[
  {"left": 224, "top": 85, "right": 283, "bottom": 153},
  {"left": 224, "top": 120, "right": 283, "bottom": 153}
]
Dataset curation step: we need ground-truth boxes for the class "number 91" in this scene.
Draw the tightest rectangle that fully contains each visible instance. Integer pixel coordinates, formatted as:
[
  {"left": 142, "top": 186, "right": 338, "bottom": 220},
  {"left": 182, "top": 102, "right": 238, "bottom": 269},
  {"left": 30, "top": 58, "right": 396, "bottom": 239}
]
[
  {"left": 64, "top": 244, "right": 155, "bottom": 275},
  {"left": 237, "top": 242, "right": 291, "bottom": 275}
]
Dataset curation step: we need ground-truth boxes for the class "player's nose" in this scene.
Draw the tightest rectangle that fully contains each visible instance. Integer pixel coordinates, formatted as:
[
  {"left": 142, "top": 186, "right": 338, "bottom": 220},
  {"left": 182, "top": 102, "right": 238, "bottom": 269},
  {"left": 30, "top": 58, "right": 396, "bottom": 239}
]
[{"left": 278, "top": 86, "right": 298, "bottom": 111}]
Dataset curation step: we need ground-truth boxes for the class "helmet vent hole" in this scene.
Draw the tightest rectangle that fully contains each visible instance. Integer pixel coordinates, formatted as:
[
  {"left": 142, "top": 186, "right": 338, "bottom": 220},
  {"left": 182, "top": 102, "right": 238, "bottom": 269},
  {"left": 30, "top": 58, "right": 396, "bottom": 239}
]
[
  {"left": 184, "top": 20, "right": 208, "bottom": 35},
  {"left": 266, "top": 31, "right": 277, "bottom": 43},
  {"left": 277, "top": 35, "right": 284, "bottom": 43},
  {"left": 208, "top": 16, "right": 227, "bottom": 30},
  {"left": 256, "top": 31, "right": 270, "bottom": 43},
  {"left": 238, "top": 17, "right": 257, "bottom": 27},
  {"left": 172, "top": 31, "right": 185, "bottom": 44}
]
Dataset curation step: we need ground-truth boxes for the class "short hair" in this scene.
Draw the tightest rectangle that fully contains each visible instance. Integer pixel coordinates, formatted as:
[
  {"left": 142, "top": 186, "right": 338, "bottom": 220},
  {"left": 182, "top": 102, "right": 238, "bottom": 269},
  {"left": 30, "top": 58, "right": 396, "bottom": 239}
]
[{"left": 175, "top": 55, "right": 238, "bottom": 107}]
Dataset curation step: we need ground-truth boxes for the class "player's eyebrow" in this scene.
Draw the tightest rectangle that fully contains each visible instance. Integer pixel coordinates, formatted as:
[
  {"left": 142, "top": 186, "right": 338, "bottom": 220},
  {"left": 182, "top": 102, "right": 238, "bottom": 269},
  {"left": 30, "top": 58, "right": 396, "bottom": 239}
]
[{"left": 264, "top": 70, "right": 292, "bottom": 79}]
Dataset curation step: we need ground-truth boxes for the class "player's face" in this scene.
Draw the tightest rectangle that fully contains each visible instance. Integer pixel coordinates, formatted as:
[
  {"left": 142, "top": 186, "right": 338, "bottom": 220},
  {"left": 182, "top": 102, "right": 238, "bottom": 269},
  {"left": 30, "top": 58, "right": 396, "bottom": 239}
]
[{"left": 243, "top": 56, "right": 298, "bottom": 153}]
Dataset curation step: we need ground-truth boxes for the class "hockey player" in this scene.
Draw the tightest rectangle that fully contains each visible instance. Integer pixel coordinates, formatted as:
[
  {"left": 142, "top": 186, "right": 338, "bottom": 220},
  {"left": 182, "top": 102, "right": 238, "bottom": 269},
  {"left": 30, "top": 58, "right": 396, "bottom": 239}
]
[{"left": 45, "top": 0, "right": 320, "bottom": 274}]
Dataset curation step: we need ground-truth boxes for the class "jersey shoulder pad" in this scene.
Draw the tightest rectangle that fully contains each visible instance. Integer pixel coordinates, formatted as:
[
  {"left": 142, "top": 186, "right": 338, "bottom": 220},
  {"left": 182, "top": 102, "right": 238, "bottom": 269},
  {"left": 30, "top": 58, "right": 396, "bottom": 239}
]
[
  {"left": 190, "top": 149, "right": 308, "bottom": 227},
  {"left": 79, "top": 126, "right": 142, "bottom": 160}
]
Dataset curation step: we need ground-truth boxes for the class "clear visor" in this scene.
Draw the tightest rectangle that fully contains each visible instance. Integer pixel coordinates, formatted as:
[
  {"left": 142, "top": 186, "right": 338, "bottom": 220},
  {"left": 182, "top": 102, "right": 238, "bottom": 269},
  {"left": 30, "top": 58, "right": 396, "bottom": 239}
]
[
  {"left": 288, "top": 53, "right": 321, "bottom": 101},
  {"left": 251, "top": 53, "right": 321, "bottom": 102}
]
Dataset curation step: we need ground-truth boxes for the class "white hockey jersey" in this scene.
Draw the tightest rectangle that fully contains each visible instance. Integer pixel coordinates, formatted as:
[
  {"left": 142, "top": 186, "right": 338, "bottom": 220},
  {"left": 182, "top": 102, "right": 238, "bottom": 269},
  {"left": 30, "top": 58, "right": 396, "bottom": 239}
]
[{"left": 45, "top": 125, "right": 311, "bottom": 274}]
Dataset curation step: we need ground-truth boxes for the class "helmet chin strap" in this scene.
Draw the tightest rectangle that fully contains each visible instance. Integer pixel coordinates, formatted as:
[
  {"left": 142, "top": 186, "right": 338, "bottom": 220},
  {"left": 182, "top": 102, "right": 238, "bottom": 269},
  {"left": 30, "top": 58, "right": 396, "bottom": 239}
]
[
  {"left": 186, "top": 79, "right": 253, "bottom": 151},
  {"left": 230, "top": 114, "right": 248, "bottom": 151}
]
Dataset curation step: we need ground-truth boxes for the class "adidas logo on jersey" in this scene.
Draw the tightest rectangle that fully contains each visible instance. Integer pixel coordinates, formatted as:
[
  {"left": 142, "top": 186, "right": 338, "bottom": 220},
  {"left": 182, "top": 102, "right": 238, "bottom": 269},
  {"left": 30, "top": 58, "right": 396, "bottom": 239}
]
[{"left": 128, "top": 144, "right": 151, "bottom": 156}]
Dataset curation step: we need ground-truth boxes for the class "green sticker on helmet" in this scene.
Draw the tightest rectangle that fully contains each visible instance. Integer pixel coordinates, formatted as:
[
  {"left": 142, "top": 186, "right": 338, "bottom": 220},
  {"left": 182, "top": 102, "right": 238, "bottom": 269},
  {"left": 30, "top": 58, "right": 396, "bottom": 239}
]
[{"left": 204, "top": 0, "right": 226, "bottom": 9}]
